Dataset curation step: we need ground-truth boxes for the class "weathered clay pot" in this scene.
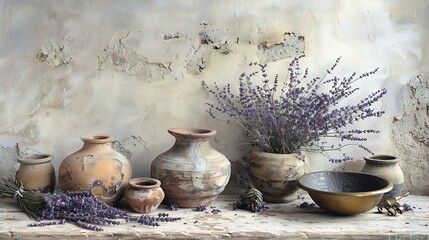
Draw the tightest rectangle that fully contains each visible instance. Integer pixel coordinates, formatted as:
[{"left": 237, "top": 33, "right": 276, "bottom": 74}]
[
  {"left": 361, "top": 154, "right": 404, "bottom": 200},
  {"left": 59, "top": 135, "right": 132, "bottom": 205},
  {"left": 124, "top": 177, "right": 165, "bottom": 213},
  {"left": 16, "top": 154, "right": 55, "bottom": 193},
  {"left": 247, "top": 151, "right": 308, "bottom": 203},
  {"left": 151, "top": 128, "right": 231, "bottom": 208}
]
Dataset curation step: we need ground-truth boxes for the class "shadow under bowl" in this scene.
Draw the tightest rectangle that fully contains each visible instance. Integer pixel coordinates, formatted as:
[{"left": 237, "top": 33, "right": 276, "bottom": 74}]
[{"left": 297, "top": 171, "right": 393, "bottom": 215}]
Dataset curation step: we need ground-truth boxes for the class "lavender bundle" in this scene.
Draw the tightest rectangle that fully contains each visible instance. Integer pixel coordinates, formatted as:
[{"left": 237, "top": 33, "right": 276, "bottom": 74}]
[
  {"left": 203, "top": 56, "right": 387, "bottom": 162},
  {"left": 0, "top": 179, "right": 180, "bottom": 231}
]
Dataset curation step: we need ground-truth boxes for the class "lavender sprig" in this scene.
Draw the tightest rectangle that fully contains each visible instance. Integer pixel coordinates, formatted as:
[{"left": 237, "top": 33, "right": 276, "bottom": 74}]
[
  {"left": 193, "top": 204, "right": 207, "bottom": 211},
  {"left": 203, "top": 57, "right": 386, "bottom": 162},
  {"left": 0, "top": 179, "right": 181, "bottom": 231},
  {"left": 210, "top": 206, "right": 221, "bottom": 214},
  {"left": 169, "top": 204, "right": 179, "bottom": 211},
  {"left": 28, "top": 219, "right": 66, "bottom": 227}
]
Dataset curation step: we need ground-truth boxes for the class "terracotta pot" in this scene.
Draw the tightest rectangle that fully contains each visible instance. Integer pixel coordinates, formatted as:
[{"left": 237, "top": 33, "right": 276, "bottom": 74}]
[
  {"left": 16, "top": 154, "right": 55, "bottom": 193},
  {"left": 247, "top": 151, "right": 308, "bottom": 203},
  {"left": 151, "top": 128, "right": 231, "bottom": 208},
  {"left": 124, "top": 178, "right": 165, "bottom": 213},
  {"left": 361, "top": 154, "right": 404, "bottom": 200},
  {"left": 59, "top": 135, "right": 132, "bottom": 205}
]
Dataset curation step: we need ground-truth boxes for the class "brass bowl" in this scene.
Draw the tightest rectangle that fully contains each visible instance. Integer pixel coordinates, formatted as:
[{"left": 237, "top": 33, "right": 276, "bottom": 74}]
[{"left": 297, "top": 171, "right": 393, "bottom": 215}]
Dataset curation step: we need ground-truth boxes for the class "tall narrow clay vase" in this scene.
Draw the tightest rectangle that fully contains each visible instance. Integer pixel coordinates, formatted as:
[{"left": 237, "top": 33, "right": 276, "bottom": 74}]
[
  {"left": 151, "top": 128, "right": 231, "bottom": 208},
  {"left": 16, "top": 154, "right": 55, "bottom": 193},
  {"left": 59, "top": 135, "right": 132, "bottom": 205},
  {"left": 247, "top": 151, "right": 308, "bottom": 203},
  {"left": 361, "top": 154, "right": 404, "bottom": 200}
]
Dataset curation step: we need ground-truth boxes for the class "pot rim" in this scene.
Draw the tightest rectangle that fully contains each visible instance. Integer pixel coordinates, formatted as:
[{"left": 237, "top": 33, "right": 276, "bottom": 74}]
[
  {"left": 363, "top": 154, "right": 399, "bottom": 164},
  {"left": 168, "top": 128, "right": 216, "bottom": 139},
  {"left": 251, "top": 150, "right": 301, "bottom": 157},
  {"left": 297, "top": 171, "right": 393, "bottom": 197},
  {"left": 81, "top": 135, "right": 113, "bottom": 144},
  {"left": 129, "top": 177, "right": 161, "bottom": 189},
  {"left": 17, "top": 154, "right": 53, "bottom": 164}
]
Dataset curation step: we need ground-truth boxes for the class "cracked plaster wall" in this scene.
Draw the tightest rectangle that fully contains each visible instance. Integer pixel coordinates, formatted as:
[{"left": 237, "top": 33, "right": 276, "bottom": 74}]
[{"left": 0, "top": 0, "right": 428, "bottom": 194}]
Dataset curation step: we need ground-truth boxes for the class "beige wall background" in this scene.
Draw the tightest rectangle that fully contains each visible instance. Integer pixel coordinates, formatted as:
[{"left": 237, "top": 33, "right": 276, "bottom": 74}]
[{"left": 0, "top": 0, "right": 428, "bottom": 194}]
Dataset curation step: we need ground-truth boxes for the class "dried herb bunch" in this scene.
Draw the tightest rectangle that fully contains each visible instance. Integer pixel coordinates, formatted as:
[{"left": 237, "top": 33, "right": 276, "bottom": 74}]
[
  {"left": 203, "top": 56, "right": 386, "bottom": 162},
  {"left": 0, "top": 179, "right": 180, "bottom": 231}
]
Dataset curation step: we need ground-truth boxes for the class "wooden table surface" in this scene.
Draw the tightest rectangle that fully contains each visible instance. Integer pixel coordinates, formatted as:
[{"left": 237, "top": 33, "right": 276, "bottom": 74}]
[{"left": 0, "top": 192, "right": 428, "bottom": 239}]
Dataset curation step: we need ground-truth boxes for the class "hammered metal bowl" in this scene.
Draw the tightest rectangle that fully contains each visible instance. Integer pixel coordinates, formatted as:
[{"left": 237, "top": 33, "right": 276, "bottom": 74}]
[{"left": 297, "top": 171, "right": 393, "bottom": 215}]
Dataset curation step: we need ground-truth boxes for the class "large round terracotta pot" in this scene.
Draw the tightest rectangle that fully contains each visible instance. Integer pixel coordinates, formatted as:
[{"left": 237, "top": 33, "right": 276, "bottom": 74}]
[
  {"left": 361, "top": 154, "right": 404, "bottom": 201},
  {"left": 16, "top": 154, "right": 55, "bottom": 193},
  {"left": 247, "top": 151, "right": 308, "bottom": 203},
  {"left": 59, "top": 135, "right": 132, "bottom": 205},
  {"left": 151, "top": 128, "right": 231, "bottom": 208}
]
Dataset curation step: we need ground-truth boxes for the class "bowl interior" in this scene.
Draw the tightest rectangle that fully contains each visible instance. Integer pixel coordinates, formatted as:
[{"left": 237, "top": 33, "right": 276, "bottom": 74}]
[{"left": 298, "top": 171, "right": 390, "bottom": 193}]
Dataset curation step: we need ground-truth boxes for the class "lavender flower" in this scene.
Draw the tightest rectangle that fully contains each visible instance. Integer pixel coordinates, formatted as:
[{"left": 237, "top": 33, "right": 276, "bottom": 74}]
[
  {"left": 170, "top": 204, "right": 179, "bottom": 211},
  {"left": 28, "top": 219, "right": 66, "bottom": 227},
  {"left": 0, "top": 180, "right": 182, "bottom": 231},
  {"left": 210, "top": 206, "right": 221, "bottom": 214},
  {"left": 36, "top": 191, "right": 180, "bottom": 231},
  {"left": 255, "top": 204, "right": 269, "bottom": 213},
  {"left": 203, "top": 56, "right": 387, "bottom": 162},
  {"left": 297, "top": 202, "right": 316, "bottom": 208},
  {"left": 403, "top": 203, "right": 415, "bottom": 212},
  {"left": 193, "top": 204, "right": 207, "bottom": 211}
]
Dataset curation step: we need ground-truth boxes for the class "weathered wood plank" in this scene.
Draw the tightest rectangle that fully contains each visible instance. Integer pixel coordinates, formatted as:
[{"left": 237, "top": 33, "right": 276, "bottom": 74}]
[{"left": 0, "top": 193, "right": 428, "bottom": 239}]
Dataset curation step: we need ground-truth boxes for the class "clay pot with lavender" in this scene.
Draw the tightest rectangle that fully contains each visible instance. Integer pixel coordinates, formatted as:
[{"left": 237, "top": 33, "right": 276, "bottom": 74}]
[
  {"left": 16, "top": 154, "right": 55, "bottom": 193},
  {"left": 151, "top": 128, "right": 231, "bottom": 208},
  {"left": 59, "top": 135, "right": 132, "bottom": 205},
  {"left": 247, "top": 151, "right": 308, "bottom": 203},
  {"left": 124, "top": 178, "right": 165, "bottom": 213},
  {"left": 361, "top": 154, "right": 404, "bottom": 200}
]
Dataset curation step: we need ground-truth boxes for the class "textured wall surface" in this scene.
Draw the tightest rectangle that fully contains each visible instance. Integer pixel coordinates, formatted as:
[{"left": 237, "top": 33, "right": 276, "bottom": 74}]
[{"left": 0, "top": 1, "right": 427, "bottom": 194}]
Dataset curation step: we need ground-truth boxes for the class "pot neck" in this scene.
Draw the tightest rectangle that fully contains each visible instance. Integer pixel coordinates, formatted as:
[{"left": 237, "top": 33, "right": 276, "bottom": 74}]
[
  {"left": 81, "top": 135, "right": 113, "bottom": 148},
  {"left": 168, "top": 128, "right": 216, "bottom": 140},
  {"left": 17, "top": 154, "right": 53, "bottom": 165},
  {"left": 364, "top": 155, "right": 399, "bottom": 165},
  {"left": 129, "top": 178, "right": 161, "bottom": 189}
]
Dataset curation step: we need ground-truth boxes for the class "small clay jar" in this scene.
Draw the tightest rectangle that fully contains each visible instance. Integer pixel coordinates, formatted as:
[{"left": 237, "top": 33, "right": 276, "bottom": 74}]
[
  {"left": 361, "top": 154, "right": 404, "bottom": 200},
  {"left": 124, "top": 178, "right": 165, "bottom": 213},
  {"left": 16, "top": 154, "right": 55, "bottom": 193}
]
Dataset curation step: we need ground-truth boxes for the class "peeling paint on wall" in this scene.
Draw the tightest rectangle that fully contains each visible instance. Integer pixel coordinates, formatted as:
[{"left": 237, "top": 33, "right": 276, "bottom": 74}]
[
  {"left": 163, "top": 32, "right": 189, "bottom": 41},
  {"left": 257, "top": 32, "right": 305, "bottom": 63},
  {"left": 392, "top": 75, "right": 429, "bottom": 195},
  {"left": 186, "top": 23, "right": 231, "bottom": 75},
  {"left": 112, "top": 135, "right": 148, "bottom": 161},
  {"left": 35, "top": 37, "right": 73, "bottom": 67},
  {"left": 199, "top": 23, "right": 231, "bottom": 55},
  {"left": 186, "top": 45, "right": 209, "bottom": 75},
  {"left": 98, "top": 31, "right": 171, "bottom": 81}
]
